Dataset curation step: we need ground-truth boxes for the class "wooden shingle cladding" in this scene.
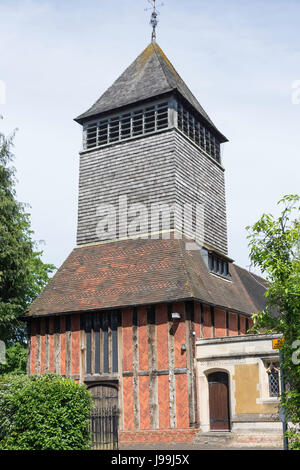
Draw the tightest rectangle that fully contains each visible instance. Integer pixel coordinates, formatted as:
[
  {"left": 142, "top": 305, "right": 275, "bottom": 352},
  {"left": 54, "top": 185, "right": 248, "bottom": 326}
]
[
  {"left": 77, "top": 130, "right": 176, "bottom": 247},
  {"left": 77, "top": 129, "right": 227, "bottom": 254},
  {"left": 173, "top": 131, "right": 228, "bottom": 254}
]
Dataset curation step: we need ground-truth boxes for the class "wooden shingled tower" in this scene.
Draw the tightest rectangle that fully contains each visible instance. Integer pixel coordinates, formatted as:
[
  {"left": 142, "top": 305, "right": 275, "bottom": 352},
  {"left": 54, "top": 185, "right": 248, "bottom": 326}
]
[{"left": 26, "top": 40, "right": 267, "bottom": 445}]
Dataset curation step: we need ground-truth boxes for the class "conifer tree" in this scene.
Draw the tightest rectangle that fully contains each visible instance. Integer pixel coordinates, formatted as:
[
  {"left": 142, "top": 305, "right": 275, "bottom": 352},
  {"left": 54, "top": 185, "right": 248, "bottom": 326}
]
[{"left": 0, "top": 118, "right": 55, "bottom": 344}]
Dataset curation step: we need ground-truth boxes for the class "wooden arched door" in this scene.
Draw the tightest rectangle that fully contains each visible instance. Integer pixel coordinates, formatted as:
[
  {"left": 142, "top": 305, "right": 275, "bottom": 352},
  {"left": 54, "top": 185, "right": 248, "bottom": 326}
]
[
  {"left": 89, "top": 383, "right": 118, "bottom": 409},
  {"left": 208, "top": 372, "right": 230, "bottom": 431},
  {"left": 88, "top": 384, "right": 119, "bottom": 449}
]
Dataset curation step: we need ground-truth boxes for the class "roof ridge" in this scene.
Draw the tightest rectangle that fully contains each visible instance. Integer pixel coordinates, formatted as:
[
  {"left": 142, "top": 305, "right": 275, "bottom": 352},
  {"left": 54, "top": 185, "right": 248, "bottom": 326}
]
[
  {"left": 153, "top": 43, "right": 217, "bottom": 127},
  {"left": 152, "top": 43, "right": 176, "bottom": 91},
  {"left": 177, "top": 239, "right": 196, "bottom": 298},
  {"left": 234, "top": 263, "right": 267, "bottom": 285}
]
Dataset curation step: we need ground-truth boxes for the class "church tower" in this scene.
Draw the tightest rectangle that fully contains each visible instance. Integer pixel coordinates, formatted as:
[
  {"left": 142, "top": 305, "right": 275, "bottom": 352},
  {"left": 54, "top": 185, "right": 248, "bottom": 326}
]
[
  {"left": 75, "top": 42, "right": 229, "bottom": 258},
  {"left": 26, "top": 27, "right": 269, "bottom": 446}
]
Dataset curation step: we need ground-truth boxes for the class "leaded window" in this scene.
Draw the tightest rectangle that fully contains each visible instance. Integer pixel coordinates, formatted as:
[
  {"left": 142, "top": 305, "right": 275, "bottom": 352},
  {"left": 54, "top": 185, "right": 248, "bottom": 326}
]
[
  {"left": 266, "top": 362, "right": 280, "bottom": 398},
  {"left": 177, "top": 102, "right": 221, "bottom": 163},
  {"left": 85, "top": 101, "right": 169, "bottom": 150}
]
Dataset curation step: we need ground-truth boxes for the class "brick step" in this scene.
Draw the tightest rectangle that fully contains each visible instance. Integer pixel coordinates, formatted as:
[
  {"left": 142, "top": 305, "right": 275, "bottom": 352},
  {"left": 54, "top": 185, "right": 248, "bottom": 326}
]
[
  {"left": 194, "top": 431, "right": 283, "bottom": 448},
  {"left": 194, "top": 432, "right": 234, "bottom": 445}
]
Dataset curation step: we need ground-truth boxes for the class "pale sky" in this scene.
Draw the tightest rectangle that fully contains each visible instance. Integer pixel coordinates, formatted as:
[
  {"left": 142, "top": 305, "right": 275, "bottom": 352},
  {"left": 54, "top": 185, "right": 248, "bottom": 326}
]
[{"left": 0, "top": 0, "right": 299, "bottom": 273}]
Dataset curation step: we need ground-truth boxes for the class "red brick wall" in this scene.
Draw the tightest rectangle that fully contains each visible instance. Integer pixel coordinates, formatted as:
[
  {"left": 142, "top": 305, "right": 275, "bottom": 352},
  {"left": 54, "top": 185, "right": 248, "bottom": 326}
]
[
  {"left": 214, "top": 308, "right": 226, "bottom": 337},
  {"left": 49, "top": 317, "right": 55, "bottom": 372},
  {"left": 71, "top": 314, "right": 80, "bottom": 375},
  {"left": 175, "top": 374, "right": 189, "bottom": 428},
  {"left": 202, "top": 304, "right": 212, "bottom": 338},
  {"left": 228, "top": 312, "right": 238, "bottom": 336},
  {"left": 40, "top": 318, "right": 46, "bottom": 374},
  {"left": 194, "top": 301, "right": 201, "bottom": 338},
  {"left": 119, "top": 429, "right": 198, "bottom": 444},
  {"left": 193, "top": 302, "right": 252, "bottom": 339},
  {"left": 156, "top": 304, "right": 169, "bottom": 370},
  {"left": 173, "top": 302, "right": 186, "bottom": 369},
  {"left": 240, "top": 315, "right": 247, "bottom": 334},
  {"left": 60, "top": 316, "right": 66, "bottom": 376},
  {"left": 122, "top": 308, "right": 133, "bottom": 371},
  {"left": 30, "top": 319, "right": 37, "bottom": 374},
  {"left": 123, "top": 376, "right": 134, "bottom": 430},
  {"left": 138, "top": 307, "right": 148, "bottom": 371},
  {"left": 158, "top": 375, "right": 170, "bottom": 429},
  {"left": 139, "top": 376, "right": 150, "bottom": 429}
]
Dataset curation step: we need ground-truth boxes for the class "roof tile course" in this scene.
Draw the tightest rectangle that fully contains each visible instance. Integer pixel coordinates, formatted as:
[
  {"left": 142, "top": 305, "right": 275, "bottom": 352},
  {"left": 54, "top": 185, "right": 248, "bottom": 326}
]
[{"left": 27, "top": 238, "right": 266, "bottom": 318}]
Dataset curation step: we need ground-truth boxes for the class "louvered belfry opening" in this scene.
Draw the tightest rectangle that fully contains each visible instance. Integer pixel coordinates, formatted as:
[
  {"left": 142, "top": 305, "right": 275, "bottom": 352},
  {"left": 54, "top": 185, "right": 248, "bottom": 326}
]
[
  {"left": 83, "top": 97, "right": 222, "bottom": 165},
  {"left": 177, "top": 101, "right": 221, "bottom": 163},
  {"left": 84, "top": 101, "right": 169, "bottom": 150}
]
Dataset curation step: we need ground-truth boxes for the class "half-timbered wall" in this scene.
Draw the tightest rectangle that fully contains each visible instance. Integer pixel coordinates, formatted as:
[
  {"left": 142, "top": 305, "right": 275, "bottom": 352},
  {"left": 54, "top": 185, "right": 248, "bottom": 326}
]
[
  {"left": 121, "top": 302, "right": 193, "bottom": 432},
  {"left": 28, "top": 314, "right": 81, "bottom": 380},
  {"left": 27, "top": 302, "right": 252, "bottom": 436}
]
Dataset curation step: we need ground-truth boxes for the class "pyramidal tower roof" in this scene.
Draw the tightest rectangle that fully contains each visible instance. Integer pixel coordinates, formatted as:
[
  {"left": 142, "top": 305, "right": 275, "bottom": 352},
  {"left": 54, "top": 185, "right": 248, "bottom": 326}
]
[{"left": 75, "top": 43, "right": 226, "bottom": 141}]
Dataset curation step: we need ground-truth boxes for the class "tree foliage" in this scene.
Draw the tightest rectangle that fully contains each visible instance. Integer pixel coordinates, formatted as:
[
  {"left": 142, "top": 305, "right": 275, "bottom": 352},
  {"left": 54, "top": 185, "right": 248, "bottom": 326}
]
[
  {"left": 0, "top": 119, "right": 55, "bottom": 343},
  {"left": 0, "top": 373, "right": 31, "bottom": 443},
  {"left": 0, "top": 374, "right": 93, "bottom": 450},
  {"left": 247, "top": 194, "right": 300, "bottom": 449},
  {"left": 0, "top": 343, "right": 27, "bottom": 375}
]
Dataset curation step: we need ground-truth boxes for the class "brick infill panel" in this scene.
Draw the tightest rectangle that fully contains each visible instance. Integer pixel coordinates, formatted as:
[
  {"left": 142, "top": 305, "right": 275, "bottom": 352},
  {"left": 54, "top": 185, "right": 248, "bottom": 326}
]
[{"left": 119, "top": 429, "right": 198, "bottom": 444}]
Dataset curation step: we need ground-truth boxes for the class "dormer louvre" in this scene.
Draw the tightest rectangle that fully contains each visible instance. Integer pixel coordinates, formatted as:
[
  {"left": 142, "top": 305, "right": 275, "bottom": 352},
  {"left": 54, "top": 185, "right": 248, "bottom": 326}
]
[{"left": 177, "top": 101, "right": 221, "bottom": 164}]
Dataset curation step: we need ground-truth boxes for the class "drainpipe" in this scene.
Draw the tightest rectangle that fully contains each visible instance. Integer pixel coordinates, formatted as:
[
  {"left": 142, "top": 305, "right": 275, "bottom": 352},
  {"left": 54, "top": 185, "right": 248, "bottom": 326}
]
[{"left": 279, "top": 350, "right": 289, "bottom": 451}]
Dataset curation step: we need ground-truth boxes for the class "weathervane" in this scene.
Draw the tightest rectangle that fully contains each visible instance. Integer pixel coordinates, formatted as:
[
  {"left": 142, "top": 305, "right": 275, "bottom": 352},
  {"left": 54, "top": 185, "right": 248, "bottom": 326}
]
[{"left": 145, "top": 0, "right": 164, "bottom": 43}]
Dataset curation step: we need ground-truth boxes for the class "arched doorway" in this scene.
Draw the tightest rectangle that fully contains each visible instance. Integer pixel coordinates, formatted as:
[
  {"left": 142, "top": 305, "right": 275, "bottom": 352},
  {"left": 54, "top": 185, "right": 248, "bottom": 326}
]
[
  {"left": 88, "top": 384, "right": 119, "bottom": 449},
  {"left": 208, "top": 372, "right": 230, "bottom": 431}
]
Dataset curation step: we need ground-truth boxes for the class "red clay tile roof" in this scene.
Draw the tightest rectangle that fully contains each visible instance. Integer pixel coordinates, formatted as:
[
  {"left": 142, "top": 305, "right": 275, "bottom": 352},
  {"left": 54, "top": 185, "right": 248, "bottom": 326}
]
[{"left": 26, "top": 238, "right": 267, "bottom": 317}]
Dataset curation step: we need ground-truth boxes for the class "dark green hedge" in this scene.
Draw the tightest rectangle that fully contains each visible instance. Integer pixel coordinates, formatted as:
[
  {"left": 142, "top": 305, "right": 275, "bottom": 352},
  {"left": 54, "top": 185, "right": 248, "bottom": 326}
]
[{"left": 0, "top": 374, "right": 93, "bottom": 450}]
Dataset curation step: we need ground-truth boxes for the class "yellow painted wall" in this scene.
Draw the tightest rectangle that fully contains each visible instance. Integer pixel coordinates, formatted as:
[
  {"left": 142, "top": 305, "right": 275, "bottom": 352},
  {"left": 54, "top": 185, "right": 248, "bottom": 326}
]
[{"left": 233, "top": 364, "right": 279, "bottom": 415}]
